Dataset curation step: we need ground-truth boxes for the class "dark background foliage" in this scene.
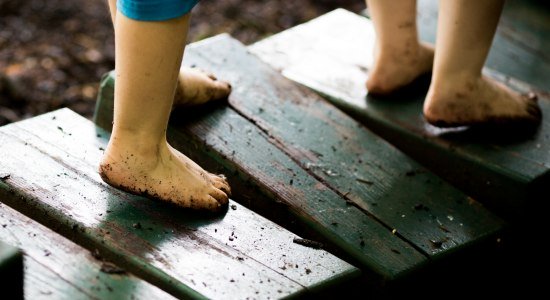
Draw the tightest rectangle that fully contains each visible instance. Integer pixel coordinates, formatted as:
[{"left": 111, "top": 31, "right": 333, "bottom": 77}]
[{"left": 0, "top": 0, "right": 364, "bottom": 125}]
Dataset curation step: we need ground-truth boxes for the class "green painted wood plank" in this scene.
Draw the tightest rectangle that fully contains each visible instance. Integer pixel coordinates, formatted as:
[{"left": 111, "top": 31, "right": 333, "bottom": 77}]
[
  {"left": 0, "top": 239, "right": 23, "bottom": 298},
  {"left": 249, "top": 9, "right": 550, "bottom": 217},
  {"left": 0, "top": 203, "right": 174, "bottom": 300},
  {"left": 0, "top": 109, "right": 359, "bottom": 298},
  {"left": 95, "top": 73, "right": 424, "bottom": 280},
  {"left": 416, "top": 0, "right": 550, "bottom": 91},
  {"left": 182, "top": 35, "right": 503, "bottom": 258}
]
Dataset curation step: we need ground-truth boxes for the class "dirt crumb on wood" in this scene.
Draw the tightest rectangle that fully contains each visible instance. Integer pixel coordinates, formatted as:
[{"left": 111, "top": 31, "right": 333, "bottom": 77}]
[
  {"left": 92, "top": 249, "right": 102, "bottom": 260},
  {"left": 100, "top": 262, "right": 126, "bottom": 274},
  {"left": 293, "top": 238, "right": 323, "bottom": 249}
]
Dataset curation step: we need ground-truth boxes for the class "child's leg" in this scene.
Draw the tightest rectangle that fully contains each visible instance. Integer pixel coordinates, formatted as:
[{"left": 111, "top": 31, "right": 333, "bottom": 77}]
[
  {"left": 365, "top": 0, "right": 434, "bottom": 95},
  {"left": 108, "top": 0, "right": 231, "bottom": 107},
  {"left": 423, "top": 0, "right": 541, "bottom": 127},
  {"left": 100, "top": 6, "right": 230, "bottom": 211}
]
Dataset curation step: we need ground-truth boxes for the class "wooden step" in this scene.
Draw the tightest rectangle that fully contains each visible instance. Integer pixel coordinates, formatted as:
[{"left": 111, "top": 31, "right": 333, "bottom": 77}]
[
  {"left": 94, "top": 34, "right": 504, "bottom": 280},
  {"left": 0, "top": 202, "right": 174, "bottom": 299},
  {"left": 0, "top": 109, "right": 358, "bottom": 299},
  {"left": 249, "top": 8, "right": 550, "bottom": 217},
  {"left": 0, "top": 239, "right": 23, "bottom": 298}
]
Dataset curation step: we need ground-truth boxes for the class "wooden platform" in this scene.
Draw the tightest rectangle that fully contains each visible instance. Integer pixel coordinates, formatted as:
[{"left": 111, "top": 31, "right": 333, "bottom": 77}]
[
  {"left": 0, "top": 109, "right": 358, "bottom": 299},
  {"left": 0, "top": 203, "right": 173, "bottom": 299},
  {"left": 249, "top": 8, "right": 550, "bottom": 217},
  {"left": 94, "top": 35, "right": 504, "bottom": 281}
]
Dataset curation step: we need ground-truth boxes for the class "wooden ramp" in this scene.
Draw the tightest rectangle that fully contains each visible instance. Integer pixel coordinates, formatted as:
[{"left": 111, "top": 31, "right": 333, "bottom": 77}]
[
  {"left": 94, "top": 35, "right": 504, "bottom": 281},
  {"left": 0, "top": 109, "right": 358, "bottom": 299},
  {"left": 249, "top": 8, "right": 550, "bottom": 217}
]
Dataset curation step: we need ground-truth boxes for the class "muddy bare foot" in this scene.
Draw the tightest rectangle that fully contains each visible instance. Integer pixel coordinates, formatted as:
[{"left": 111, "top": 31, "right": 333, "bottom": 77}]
[
  {"left": 99, "top": 139, "right": 230, "bottom": 212},
  {"left": 173, "top": 67, "right": 231, "bottom": 107},
  {"left": 424, "top": 75, "right": 542, "bottom": 128},
  {"left": 366, "top": 42, "right": 434, "bottom": 95}
]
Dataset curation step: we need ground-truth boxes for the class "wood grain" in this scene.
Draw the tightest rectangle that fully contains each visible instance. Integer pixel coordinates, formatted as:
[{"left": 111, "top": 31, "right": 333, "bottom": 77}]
[
  {"left": 250, "top": 8, "right": 550, "bottom": 217},
  {"left": 95, "top": 74, "right": 424, "bottom": 280},
  {"left": 0, "top": 109, "right": 358, "bottom": 298},
  {"left": 0, "top": 203, "right": 174, "bottom": 299},
  {"left": 184, "top": 35, "right": 504, "bottom": 257}
]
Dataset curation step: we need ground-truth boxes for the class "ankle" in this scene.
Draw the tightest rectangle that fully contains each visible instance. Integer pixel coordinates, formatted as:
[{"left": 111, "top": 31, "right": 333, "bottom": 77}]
[
  {"left": 101, "top": 135, "right": 169, "bottom": 171},
  {"left": 431, "top": 72, "right": 483, "bottom": 98}
]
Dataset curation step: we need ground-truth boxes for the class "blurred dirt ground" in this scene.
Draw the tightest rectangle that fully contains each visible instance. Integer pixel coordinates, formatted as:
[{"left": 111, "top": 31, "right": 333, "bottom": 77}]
[{"left": 0, "top": 0, "right": 365, "bottom": 126}]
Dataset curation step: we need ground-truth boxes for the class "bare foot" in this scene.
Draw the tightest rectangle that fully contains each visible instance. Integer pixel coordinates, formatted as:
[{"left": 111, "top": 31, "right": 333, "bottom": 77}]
[
  {"left": 366, "top": 42, "right": 434, "bottom": 95},
  {"left": 173, "top": 67, "right": 231, "bottom": 107},
  {"left": 99, "top": 138, "right": 230, "bottom": 212},
  {"left": 424, "top": 75, "right": 542, "bottom": 128}
]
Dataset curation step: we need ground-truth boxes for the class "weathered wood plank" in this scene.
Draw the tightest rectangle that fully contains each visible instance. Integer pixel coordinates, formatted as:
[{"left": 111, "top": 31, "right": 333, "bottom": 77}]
[
  {"left": 0, "top": 109, "right": 359, "bottom": 298},
  {"left": 95, "top": 73, "right": 424, "bottom": 280},
  {"left": 0, "top": 239, "right": 23, "bottom": 298},
  {"left": 183, "top": 35, "right": 503, "bottom": 257},
  {"left": 0, "top": 203, "right": 174, "bottom": 300},
  {"left": 249, "top": 9, "right": 550, "bottom": 216}
]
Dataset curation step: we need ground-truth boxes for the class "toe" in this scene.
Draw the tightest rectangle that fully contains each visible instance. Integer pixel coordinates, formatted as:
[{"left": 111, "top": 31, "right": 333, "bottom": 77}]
[
  {"left": 206, "top": 195, "right": 225, "bottom": 212},
  {"left": 211, "top": 80, "right": 231, "bottom": 100},
  {"left": 206, "top": 72, "right": 218, "bottom": 81},
  {"left": 209, "top": 187, "right": 229, "bottom": 206},
  {"left": 524, "top": 93, "right": 542, "bottom": 119},
  {"left": 210, "top": 175, "right": 231, "bottom": 196}
]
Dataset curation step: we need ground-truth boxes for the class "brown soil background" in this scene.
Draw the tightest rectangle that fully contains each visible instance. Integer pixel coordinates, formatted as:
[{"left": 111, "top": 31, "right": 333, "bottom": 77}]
[{"left": 0, "top": 0, "right": 365, "bottom": 126}]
